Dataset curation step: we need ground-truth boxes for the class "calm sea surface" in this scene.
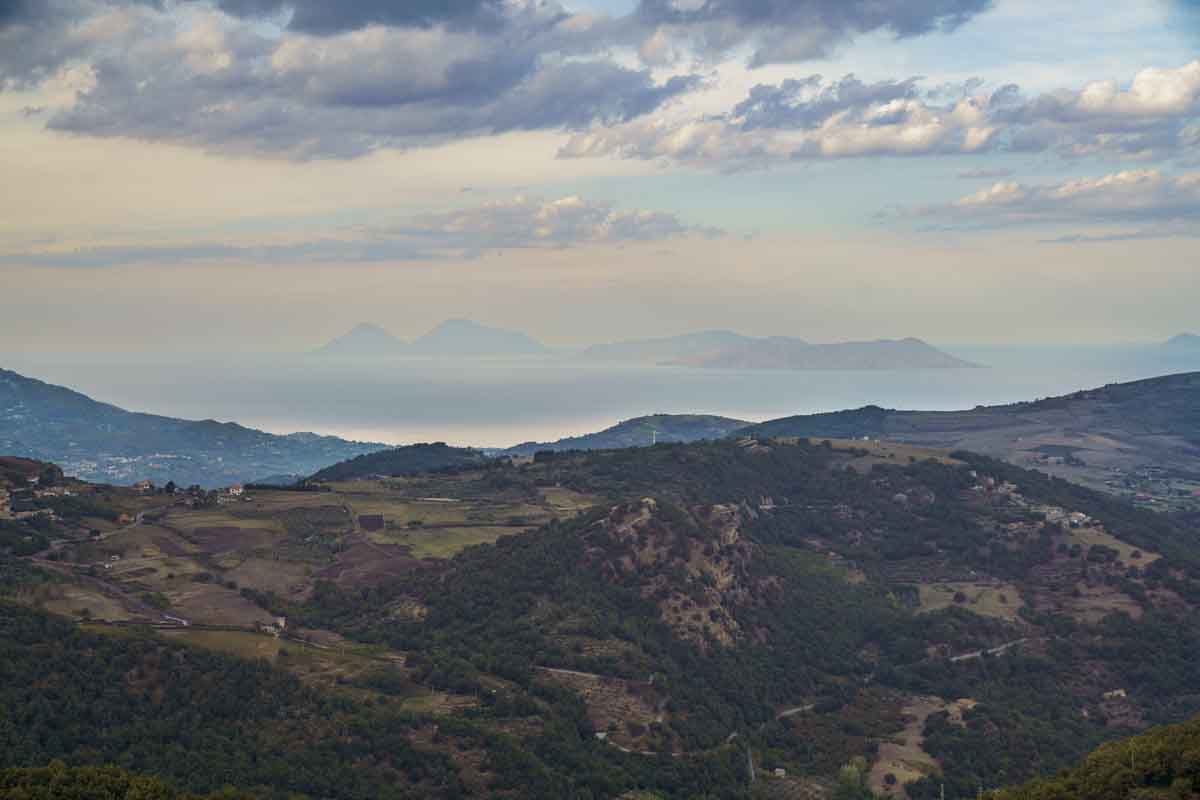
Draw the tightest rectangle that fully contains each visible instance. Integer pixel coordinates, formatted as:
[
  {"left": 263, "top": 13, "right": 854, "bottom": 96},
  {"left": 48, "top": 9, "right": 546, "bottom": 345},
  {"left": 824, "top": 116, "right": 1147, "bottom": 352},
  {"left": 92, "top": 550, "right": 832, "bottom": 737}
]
[{"left": 4, "top": 346, "right": 1198, "bottom": 448}]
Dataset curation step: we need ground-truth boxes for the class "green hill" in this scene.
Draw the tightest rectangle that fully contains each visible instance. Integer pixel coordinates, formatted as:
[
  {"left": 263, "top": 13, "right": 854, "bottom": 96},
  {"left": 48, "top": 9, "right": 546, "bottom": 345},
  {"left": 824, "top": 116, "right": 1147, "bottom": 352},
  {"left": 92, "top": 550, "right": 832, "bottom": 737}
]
[
  {"left": 501, "top": 414, "right": 750, "bottom": 457},
  {"left": 0, "top": 368, "right": 387, "bottom": 488},
  {"left": 989, "top": 715, "right": 1200, "bottom": 800},
  {"left": 4, "top": 437, "right": 1200, "bottom": 798},
  {"left": 308, "top": 442, "right": 487, "bottom": 481},
  {"left": 741, "top": 372, "right": 1200, "bottom": 504}
]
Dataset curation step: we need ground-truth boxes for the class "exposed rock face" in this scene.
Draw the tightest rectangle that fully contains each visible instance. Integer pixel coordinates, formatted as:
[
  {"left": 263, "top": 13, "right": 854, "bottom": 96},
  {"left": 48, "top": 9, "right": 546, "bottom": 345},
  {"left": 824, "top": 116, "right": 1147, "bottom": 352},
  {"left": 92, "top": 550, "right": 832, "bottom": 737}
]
[{"left": 583, "top": 498, "right": 759, "bottom": 650}]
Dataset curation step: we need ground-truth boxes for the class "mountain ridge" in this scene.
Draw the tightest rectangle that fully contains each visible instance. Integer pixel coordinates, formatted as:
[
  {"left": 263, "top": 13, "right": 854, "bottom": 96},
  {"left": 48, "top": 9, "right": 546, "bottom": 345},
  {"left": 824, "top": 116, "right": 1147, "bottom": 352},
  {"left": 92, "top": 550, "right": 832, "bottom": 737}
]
[
  {"left": 0, "top": 367, "right": 387, "bottom": 487},
  {"left": 740, "top": 371, "right": 1200, "bottom": 503},
  {"left": 582, "top": 330, "right": 977, "bottom": 370},
  {"left": 312, "top": 319, "right": 548, "bottom": 358},
  {"left": 1166, "top": 332, "right": 1200, "bottom": 350},
  {"left": 500, "top": 413, "right": 750, "bottom": 457}
]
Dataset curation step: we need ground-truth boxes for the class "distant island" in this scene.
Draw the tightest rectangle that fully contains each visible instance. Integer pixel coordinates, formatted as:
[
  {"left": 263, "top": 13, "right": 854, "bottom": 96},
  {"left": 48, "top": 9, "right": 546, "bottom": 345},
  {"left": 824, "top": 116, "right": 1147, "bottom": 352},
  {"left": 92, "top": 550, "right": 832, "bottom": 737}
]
[
  {"left": 583, "top": 331, "right": 977, "bottom": 370},
  {"left": 313, "top": 319, "right": 548, "bottom": 358},
  {"left": 1165, "top": 333, "right": 1200, "bottom": 351},
  {"left": 313, "top": 321, "right": 975, "bottom": 370}
]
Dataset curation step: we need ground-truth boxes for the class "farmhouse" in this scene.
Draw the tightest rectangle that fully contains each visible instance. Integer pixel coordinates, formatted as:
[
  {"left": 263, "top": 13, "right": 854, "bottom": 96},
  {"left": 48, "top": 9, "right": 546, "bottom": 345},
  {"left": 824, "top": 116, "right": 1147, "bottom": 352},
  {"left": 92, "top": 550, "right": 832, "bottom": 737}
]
[{"left": 227, "top": 484, "right": 245, "bottom": 497}]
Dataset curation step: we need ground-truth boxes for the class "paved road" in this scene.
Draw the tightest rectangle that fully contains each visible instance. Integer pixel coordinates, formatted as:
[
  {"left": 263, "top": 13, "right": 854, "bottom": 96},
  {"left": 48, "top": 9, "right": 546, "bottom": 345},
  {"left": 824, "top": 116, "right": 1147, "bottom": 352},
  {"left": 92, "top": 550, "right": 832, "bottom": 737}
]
[{"left": 949, "top": 638, "right": 1030, "bottom": 663}]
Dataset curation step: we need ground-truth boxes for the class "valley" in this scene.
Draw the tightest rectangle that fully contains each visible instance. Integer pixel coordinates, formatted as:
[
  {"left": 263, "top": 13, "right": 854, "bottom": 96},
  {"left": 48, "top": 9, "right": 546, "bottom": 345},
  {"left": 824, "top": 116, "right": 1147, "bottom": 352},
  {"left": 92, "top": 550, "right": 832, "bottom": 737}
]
[{"left": 4, "top": 432, "right": 1200, "bottom": 798}]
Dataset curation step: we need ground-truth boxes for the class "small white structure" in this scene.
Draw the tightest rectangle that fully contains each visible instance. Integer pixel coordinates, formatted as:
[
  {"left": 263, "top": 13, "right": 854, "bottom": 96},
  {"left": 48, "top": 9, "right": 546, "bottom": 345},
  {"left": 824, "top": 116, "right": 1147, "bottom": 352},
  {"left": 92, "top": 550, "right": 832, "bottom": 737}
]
[{"left": 228, "top": 484, "right": 245, "bottom": 497}]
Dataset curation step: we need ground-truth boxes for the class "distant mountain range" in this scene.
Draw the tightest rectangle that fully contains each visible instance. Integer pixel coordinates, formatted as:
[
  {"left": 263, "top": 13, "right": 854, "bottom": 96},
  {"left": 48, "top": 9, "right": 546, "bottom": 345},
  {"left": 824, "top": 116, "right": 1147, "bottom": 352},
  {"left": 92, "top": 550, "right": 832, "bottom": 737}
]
[
  {"left": 315, "top": 320, "right": 975, "bottom": 370},
  {"left": 500, "top": 414, "right": 750, "bottom": 457},
  {"left": 0, "top": 368, "right": 388, "bottom": 488},
  {"left": 1166, "top": 333, "right": 1200, "bottom": 351},
  {"left": 581, "top": 330, "right": 752, "bottom": 363},
  {"left": 583, "top": 331, "right": 977, "bottom": 370},
  {"left": 314, "top": 319, "right": 548, "bottom": 358}
]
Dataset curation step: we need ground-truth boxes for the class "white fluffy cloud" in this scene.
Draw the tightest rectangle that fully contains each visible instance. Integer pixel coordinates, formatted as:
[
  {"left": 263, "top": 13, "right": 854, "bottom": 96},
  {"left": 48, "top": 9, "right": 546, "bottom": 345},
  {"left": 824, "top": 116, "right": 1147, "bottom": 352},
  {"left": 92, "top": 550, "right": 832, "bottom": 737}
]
[
  {"left": 562, "top": 61, "right": 1200, "bottom": 167},
  {"left": 0, "top": 195, "right": 721, "bottom": 267},
  {"left": 916, "top": 169, "right": 1200, "bottom": 231}
]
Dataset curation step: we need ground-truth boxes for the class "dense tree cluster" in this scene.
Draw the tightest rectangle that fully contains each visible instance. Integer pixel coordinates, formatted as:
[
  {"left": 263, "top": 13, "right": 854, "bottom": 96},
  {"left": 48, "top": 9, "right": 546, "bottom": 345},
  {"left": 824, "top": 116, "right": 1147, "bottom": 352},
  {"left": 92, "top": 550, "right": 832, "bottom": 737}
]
[{"left": 989, "top": 715, "right": 1200, "bottom": 800}]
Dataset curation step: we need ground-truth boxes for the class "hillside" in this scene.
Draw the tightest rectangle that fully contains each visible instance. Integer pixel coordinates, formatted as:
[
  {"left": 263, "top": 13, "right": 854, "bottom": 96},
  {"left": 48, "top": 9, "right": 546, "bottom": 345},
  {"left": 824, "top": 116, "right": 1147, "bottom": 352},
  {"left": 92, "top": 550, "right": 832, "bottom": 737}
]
[
  {"left": 0, "top": 368, "right": 386, "bottom": 487},
  {"left": 4, "top": 438, "right": 1200, "bottom": 798},
  {"left": 989, "top": 715, "right": 1200, "bottom": 800},
  {"left": 501, "top": 414, "right": 750, "bottom": 457},
  {"left": 742, "top": 372, "right": 1200, "bottom": 508},
  {"left": 307, "top": 442, "right": 487, "bottom": 481}
]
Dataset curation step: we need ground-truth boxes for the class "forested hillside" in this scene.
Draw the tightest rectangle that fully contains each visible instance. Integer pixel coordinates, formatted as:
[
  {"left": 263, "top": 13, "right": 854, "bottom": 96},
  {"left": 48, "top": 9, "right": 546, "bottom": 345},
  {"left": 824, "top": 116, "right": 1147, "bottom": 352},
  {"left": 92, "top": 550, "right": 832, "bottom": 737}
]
[
  {"left": 989, "top": 715, "right": 1200, "bottom": 800},
  {"left": 307, "top": 442, "right": 487, "bottom": 481},
  {"left": 3, "top": 437, "right": 1200, "bottom": 798},
  {"left": 0, "top": 368, "right": 386, "bottom": 487}
]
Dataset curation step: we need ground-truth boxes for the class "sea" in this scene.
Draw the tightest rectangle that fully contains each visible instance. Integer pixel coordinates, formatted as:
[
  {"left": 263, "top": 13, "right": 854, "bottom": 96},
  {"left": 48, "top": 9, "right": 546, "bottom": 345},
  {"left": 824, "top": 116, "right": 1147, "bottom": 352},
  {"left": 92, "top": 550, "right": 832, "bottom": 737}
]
[{"left": 3, "top": 345, "right": 1198, "bottom": 449}]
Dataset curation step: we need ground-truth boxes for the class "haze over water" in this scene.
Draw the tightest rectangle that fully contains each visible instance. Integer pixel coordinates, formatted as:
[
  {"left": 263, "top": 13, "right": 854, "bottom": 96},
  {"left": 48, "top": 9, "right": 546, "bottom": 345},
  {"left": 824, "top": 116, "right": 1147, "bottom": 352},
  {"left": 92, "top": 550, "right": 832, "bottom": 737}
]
[{"left": 4, "top": 345, "right": 1197, "bottom": 449}]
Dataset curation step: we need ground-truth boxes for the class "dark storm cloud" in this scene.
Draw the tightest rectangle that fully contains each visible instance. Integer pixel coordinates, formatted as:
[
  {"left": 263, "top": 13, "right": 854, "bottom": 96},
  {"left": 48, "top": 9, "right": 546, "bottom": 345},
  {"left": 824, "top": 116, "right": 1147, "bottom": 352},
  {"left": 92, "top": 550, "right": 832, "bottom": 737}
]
[
  {"left": 636, "top": 0, "right": 990, "bottom": 35},
  {"left": 209, "top": 0, "right": 515, "bottom": 34},
  {"left": 0, "top": 0, "right": 96, "bottom": 87},
  {"left": 633, "top": 0, "right": 993, "bottom": 65},
  {"left": 46, "top": 42, "right": 700, "bottom": 158},
  {"left": 0, "top": 0, "right": 697, "bottom": 158},
  {"left": 733, "top": 74, "right": 922, "bottom": 130}
]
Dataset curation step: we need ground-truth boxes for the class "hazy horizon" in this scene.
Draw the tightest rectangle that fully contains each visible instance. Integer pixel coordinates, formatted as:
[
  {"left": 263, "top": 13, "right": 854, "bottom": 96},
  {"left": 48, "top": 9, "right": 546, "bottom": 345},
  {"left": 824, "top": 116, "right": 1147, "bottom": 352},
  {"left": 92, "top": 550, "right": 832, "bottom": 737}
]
[
  {"left": 2, "top": 2, "right": 1199, "bottom": 356},
  {"left": 4, "top": 343, "right": 1198, "bottom": 449}
]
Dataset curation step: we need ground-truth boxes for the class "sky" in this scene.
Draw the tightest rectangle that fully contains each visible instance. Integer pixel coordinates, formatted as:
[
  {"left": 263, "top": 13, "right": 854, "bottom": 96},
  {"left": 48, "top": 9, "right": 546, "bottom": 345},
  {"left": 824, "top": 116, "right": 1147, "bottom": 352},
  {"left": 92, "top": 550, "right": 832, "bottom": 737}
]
[{"left": 1, "top": 0, "right": 1198, "bottom": 352}]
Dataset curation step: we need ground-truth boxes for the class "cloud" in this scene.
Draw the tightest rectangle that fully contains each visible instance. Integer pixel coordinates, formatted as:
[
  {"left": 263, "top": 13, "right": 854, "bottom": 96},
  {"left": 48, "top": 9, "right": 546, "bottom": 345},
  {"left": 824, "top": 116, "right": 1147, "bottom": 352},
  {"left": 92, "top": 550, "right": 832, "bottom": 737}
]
[
  {"left": 915, "top": 169, "right": 1200, "bottom": 229},
  {"left": 0, "top": 1, "right": 700, "bottom": 158},
  {"left": 957, "top": 168, "right": 1014, "bottom": 179},
  {"left": 208, "top": 0, "right": 512, "bottom": 35},
  {"left": 561, "top": 73, "right": 999, "bottom": 165},
  {"left": 732, "top": 74, "right": 924, "bottom": 130},
  {"left": 0, "top": 196, "right": 722, "bottom": 267},
  {"left": 562, "top": 61, "right": 1200, "bottom": 167},
  {"left": 33, "top": 6, "right": 697, "bottom": 158},
  {"left": 631, "top": 0, "right": 993, "bottom": 66}
]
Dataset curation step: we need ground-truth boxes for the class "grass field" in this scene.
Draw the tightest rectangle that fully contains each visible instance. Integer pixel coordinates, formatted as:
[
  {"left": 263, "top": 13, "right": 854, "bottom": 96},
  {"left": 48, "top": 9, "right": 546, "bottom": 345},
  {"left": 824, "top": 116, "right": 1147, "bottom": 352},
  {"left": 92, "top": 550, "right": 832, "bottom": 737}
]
[
  {"left": 867, "top": 696, "right": 947, "bottom": 798},
  {"left": 224, "top": 557, "right": 313, "bottom": 596},
  {"left": 1069, "top": 526, "right": 1162, "bottom": 566},
  {"left": 539, "top": 487, "right": 599, "bottom": 514},
  {"left": 371, "top": 525, "right": 533, "bottom": 558},
  {"left": 36, "top": 584, "right": 134, "bottom": 621},
  {"left": 917, "top": 582, "right": 1024, "bottom": 621},
  {"left": 826, "top": 439, "right": 962, "bottom": 470},
  {"left": 347, "top": 498, "right": 474, "bottom": 527},
  {"left": 168, "top": 509, "right": 284, "bottom": 534}
]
